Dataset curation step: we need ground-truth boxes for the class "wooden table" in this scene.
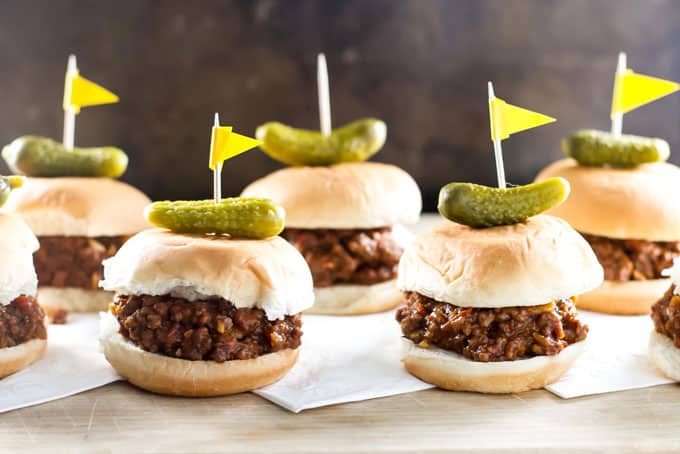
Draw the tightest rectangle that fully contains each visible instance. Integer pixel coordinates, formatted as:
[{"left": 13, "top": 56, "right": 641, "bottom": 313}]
[
  {"left": 2, "top": 382, "right": 679, "bottom": 452},
  {"left": 3, "top": 215, "right": 680, "bottom": 452}
]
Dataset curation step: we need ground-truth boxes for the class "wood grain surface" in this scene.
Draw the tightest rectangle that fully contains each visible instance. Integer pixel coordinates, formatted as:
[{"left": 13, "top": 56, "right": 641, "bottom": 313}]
[{"left": 1, "top": 382, "right": 679, "bottom": 452}]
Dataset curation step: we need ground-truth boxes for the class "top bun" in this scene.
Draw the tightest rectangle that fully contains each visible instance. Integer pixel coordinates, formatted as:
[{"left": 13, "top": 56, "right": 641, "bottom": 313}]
[
  {"left": 398, "top": 215, "right": 603, "bottom": 308},
  {"left": 536, "top": 159, "right": 680, "bottom": 241},
  {"left": 0, "top": 213, "right": 39, "bottom": 304},
  {"left": 241, "top": 162, "right": 422, "bottom": 229},
  {"left": 101, "top": 229, "right": 314, "bottom": 320},
  {"left": 4, "top": 177, "right": 151, "bottom": 237}
]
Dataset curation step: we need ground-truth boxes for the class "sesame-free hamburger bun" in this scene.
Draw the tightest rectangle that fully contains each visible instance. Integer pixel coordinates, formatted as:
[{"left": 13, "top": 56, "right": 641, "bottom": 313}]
[
  {"left": 397, "top": 215, "right": 602, "bottom": 393},
  {"left": 242, "top": 162, "right": 422, "bottom": 314},
  {"left": 4, "top": 177, "right": 151, "bottom": 315},
  {"left": 241, "top": 162, "right": 422, "bottom": 229},
  {"left": 0, "top": 213, "right": 46, "bottom": 378},
  {"left": 100, "top": 229, "right": 314, "bottom": 396},
  {"left": 536, "top": 159, "right": 680, "bottom": 314}
]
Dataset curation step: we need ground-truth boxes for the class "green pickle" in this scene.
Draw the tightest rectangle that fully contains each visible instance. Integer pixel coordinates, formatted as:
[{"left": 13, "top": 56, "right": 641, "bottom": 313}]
[
  {"left": 0, "top": 175, "right": 24, "bottom": 208},
  {"left": 437, "top": 178, "right": 570, "bottom": 228},
  {"left": 256, "top": 118, "right": 387, "bottom": 166},
  {"left": 145, "top": 197, "right": 285, "bottom": 238},
  {"left": 2, "top": 136, "right": 128, "bottom": 178},
  {"left": 563, "top": 129, "right": 669, "bottom": 167}
]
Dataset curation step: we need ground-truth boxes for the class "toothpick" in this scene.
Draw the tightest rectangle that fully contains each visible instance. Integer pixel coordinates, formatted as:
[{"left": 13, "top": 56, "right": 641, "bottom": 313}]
[
  {"left": 212, "top": 112, "right": 222, "bottom": 204},
  {"left": 317, "top": 53, "right": 332, "bottom": 137},
  {"left": 611, "top": 52, "right": 627, "bottom": 137},
  {"left": 62, "top": 54, "right": 78, "bottom": 150},
  {"left": 488, "top": 81, "right": 506, "bottom": 189}
]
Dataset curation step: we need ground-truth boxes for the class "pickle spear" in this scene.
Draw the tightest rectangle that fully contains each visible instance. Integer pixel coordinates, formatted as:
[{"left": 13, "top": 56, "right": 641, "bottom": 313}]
[
  {"left": 2, "top": 136, "right": 128, "bottom": 178},
  {"left": 437, "top": 178, "right": 570, "bottom": 228},
  {"left": 255, "top": 118, "right": 387, "bottom": 166},
  {"left": 145, "top": 197, "right": 285, "bottom": 238},
  {"left": 0, "top": 175, "right": 24, "bottom": 208},
  {"left": 563, "top": 129, "right": 669, "bottom": 167}
]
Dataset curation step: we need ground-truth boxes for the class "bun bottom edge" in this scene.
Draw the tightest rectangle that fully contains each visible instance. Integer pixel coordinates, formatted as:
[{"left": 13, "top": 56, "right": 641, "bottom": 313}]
[
  {"left": 0, "top": 337, "right": 47, "bottom": 379},
  {"left": 401, "top": 339, "right": 585, "bottom": 394},
  {"left": 575, "top": 279, "right": 670, "bottom": 315},
  {"left": 649, "top": 330, "right": 680, "bottom": 381},
  {"left": 100, "top": 313, "right": 297, "bottom": 396},
  {"left": 306, "top": 280, "right": 402, "bottom": 315}
]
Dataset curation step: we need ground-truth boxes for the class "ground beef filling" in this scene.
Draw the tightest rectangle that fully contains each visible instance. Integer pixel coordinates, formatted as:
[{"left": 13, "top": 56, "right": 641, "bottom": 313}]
[
  {"left": 282, "top": 228, "right": 403, "bottom": 287},
  {"left": 651, "top": 285, "right": 680, "bottom": 348},
  {"left": 396, "top": 292, "right": 588, "bottom": 362},
  {"left": 582, "top": 233, "right": 680, "bottom": 281},
  {"left": 111, "top": 294, "right": 302, "bottom": 362},
  {"left": 0, "top": 296, "right": 46, "bottom": 349},
  {"left": 34, "top": 236, "right": 126, "bottom": 290}
]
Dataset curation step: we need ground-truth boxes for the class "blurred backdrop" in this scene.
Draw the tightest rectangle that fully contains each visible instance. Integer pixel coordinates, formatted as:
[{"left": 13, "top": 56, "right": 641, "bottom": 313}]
[{"left": 1, "top": 0, "right": 679, "bottom": 209}]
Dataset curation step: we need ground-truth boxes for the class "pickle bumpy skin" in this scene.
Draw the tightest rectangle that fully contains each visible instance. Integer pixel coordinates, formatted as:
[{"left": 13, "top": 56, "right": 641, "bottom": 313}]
[
  {"left": 563, "top": 129, "right": 670, "bottom": 168},
  {"left": 255, "top": 118, "right": 387, "bottom": 166},
  {"left": 437, "top": 177, "right": 570, "bottom": 228},
  {"left": 0, "top": 175, "right": 24, "bottom": 208},
  {"left": 145, "top": 198, "right": 285, "bottom": 239},
  {"left": 2, "top": 136, "right": 128, "bottom": 178}
]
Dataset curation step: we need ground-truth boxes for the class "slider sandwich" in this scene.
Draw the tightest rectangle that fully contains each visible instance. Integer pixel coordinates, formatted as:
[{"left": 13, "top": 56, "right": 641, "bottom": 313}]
[
  {"left": 649, "top": 258, "right": 680, "bottom": 381},
  {"left": 243, "top": 119, "right": 422, "bottom": 315},
  {"left": 396, "top": 179, "right": 603, "bottom": 393},
  {"left": 99, "top": 197, "right": 314, "bottom": 396},
  {"left": 0, "top": 177, "right": 46, "bottom": 377}
]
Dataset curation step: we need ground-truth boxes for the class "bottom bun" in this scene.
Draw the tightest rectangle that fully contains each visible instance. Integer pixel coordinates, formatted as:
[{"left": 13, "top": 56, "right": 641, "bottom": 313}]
[
  {"left": 648, "top": 330, "right": 680, "bottom": 381},
  {"left": 401, "top": 339, "right": 585, "bottom": 394},
  {"left": 100, "top": 312, "right": 298, "bottom": 396},
  {"left": 307, "top": 280, "right": 403, "bottom": 315},
  {"left": 0, "top": 337, "right": 47, "bottom": 379},
  {"left": 39, "top": 287, "right": 113, "bottom": 318},
  {"left": 575, "top": 279, "right": 670, "bottom": 315}
]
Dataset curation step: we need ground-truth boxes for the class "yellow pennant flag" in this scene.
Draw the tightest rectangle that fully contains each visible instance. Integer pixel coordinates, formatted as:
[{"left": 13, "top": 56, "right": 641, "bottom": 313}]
[
  {"left": 611, "top": 69, "right": 679, "bottom": 117},
  {"left": 209, "top": 127, "right": 262, "bottom": 170},
  {"left": 63, "top": 72, "right": 119, "bottom": 113},
  {"left": 489, "top": 98, "right": 555, "bottom": 141}
]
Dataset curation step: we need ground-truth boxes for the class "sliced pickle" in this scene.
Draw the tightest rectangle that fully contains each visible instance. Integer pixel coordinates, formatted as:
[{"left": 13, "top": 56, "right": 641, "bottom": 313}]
[
  {"left": 437, "top": 178, "right": 570, "bottom": 228},
  {"left": 563, "top": 129, "right": 669, "bottom": 167},
  {"left": 255, "top": 118, "right": 386, "bottom": 166},
  {"left": 145, "top": 197, "right": 285, "bottom": 238},
  {"left": 2, "top": 136, "right": 128, "bottom": 178},
  {"left": 0, "top": 175, "right": 24, "bottom": 207}
]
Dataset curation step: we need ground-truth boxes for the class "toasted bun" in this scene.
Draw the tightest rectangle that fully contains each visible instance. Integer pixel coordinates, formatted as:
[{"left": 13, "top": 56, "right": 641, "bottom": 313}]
[
  {"left": 102, "top": 229, "right": 313, "bottom": 320},
  {"left": 0, "top": 338, "right": 47, "bottom": 379},
  {"left": 649, "top": 330, "right": 680, "bottom": 381},
  {"left": 4, "top": 177, "right": 150, "bottom": 236},
  {"left": 575, "top": 279, "right": 670, "bottom": 315},
  {"left": 100, "top": 312, "right": 296, "bottom": 396},
  {"left": 402, "top": 339, "right": 584, "bottom": 393},
  {"left": 536, "top": 159, "right": 680, "bottom": 241},
  {"left": 398, "top": 216, "right": 603, "bottom": 308},
  {"left": 0, "top": 213, "right": 39, "bottom": 305},
  {"left": 38, "top": 287, "right": 112, "bottom": 315},
  {"left": 308, "top": 280, "right": 403, "bottom": 315},
  {"left": 241, "top": 162, "right": 422, "bottom": 228}
]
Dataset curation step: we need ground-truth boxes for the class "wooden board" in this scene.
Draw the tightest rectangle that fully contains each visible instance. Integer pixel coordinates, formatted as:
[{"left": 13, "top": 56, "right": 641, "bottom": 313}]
[{"left": 2, "top": 383, "right": 679, "bottom": 452}]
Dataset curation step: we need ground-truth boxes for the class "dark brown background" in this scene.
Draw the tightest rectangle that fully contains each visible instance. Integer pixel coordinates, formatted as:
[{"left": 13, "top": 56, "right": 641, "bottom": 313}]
[{"left": 1, "top": 0, "right": 679, "bottom": 210}]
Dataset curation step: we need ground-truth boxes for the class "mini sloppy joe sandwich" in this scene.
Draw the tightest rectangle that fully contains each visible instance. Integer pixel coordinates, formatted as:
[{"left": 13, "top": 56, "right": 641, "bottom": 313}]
[
  {"left": 649, "top": 258, "right": 680, "bottom": 381},
  {"left": 1, "top": 137, "right": 150, "bottom": 318},
  {"left": 99, "top": 197, "right": 313, "bottom": 396},
  {"left": 536, "top": 53, "right": 680, "bottom": 315},
  {"left": 242, "top": 118, "right": 422, "bottom": 315},
  {"left": 0, "top": 176, "right": 47, "bottom": 378},
  {"left": 396, "top": 176, "right": 604, "bottom": 393}
]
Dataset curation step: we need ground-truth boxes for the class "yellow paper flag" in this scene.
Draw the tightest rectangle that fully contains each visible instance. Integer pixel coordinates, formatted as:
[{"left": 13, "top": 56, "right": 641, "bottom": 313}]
[
  {"left": 63, "top": 72, "right": 119, "bottom": 113},
  {"left": 209, "top": 127, "right": 261, "bottom": 170},
  {"left": 489, "top": 98, "right": 555, "bottom": 141},
  {"left": 611, "top": 69, "right": 679, "bottom": 117}
]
